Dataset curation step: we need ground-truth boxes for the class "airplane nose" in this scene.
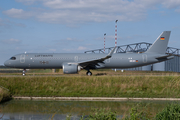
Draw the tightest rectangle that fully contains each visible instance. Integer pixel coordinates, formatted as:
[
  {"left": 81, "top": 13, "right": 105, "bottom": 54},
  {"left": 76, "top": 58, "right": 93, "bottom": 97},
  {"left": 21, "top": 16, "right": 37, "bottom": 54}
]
[{"left": 4, "top": 60, "right": 10, "bottom": 67}]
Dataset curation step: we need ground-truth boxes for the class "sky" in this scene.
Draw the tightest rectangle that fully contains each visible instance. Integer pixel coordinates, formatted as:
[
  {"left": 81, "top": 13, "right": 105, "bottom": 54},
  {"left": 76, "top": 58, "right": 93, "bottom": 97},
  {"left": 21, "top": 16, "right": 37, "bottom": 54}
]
[{"left": 0, "top": 0, "right": 180, "bottom": 65}]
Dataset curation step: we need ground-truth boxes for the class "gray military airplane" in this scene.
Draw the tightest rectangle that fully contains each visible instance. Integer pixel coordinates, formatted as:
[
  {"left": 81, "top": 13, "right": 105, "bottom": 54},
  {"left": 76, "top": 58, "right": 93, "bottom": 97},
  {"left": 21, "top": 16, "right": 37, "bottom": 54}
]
[{"left": 4, "top": 31, "right": 173, "bottom": 76}]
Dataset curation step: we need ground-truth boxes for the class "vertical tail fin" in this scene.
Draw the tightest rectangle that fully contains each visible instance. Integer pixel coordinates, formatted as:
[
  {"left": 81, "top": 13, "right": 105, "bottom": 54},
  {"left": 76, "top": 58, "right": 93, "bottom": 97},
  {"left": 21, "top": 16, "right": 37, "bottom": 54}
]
[{"left": 145, "top": 31, "right": 171, "bottom": 54}]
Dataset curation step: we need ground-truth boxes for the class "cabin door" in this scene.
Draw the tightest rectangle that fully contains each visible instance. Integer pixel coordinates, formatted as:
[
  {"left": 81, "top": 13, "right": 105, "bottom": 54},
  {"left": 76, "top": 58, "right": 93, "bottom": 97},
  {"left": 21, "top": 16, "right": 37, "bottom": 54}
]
[
  {"left": 20, "top": 55, "right": 25, "bottom": 63},
  {"left": 142, "top": 54, "right": 147, "bottom": 63}
]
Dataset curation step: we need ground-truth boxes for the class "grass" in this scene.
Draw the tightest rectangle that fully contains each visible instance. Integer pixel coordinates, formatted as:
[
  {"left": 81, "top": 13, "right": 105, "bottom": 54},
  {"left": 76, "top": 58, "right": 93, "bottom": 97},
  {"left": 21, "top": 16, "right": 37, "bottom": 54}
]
[
  {"left": 0, "top": 87, "right": 11, "bottom": 103},
  {"left": 1, "top": 69, "right": 180, "bottom": 76},
  {"left": 0, "top": 72, "right": 180, "bottom": 97}
]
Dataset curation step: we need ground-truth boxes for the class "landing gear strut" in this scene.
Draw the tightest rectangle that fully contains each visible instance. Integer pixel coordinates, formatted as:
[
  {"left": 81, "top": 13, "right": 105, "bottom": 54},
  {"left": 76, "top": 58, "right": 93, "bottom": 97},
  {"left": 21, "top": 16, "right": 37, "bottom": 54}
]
[
  {"left": 22, "top": 69, "right": 26, "bottom": 76},
  {"left": 86, "top": 71, "right": 92, "bottom": 76}
]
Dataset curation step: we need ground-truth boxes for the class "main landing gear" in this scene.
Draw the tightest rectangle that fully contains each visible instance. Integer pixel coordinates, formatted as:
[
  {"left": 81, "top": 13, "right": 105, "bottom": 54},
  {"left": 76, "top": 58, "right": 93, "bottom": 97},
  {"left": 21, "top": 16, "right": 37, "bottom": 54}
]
[
  {"left": 22, "top": 69, "right": 26, "bottom": 76},
  {"left": 86, "top": 71, "right": 92, "bottom": 76}
]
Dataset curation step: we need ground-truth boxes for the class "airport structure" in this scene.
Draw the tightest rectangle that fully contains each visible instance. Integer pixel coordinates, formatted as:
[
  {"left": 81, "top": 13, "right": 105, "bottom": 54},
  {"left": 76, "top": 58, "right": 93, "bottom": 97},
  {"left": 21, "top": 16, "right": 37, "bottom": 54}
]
[{"left": 85, "top": 42, "right": 180, "bottom": 72}]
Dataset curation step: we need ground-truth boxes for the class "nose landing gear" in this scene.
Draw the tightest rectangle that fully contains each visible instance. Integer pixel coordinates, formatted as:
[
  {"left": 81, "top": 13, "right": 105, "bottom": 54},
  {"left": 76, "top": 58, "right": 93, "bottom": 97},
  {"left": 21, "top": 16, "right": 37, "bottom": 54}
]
[{"left": 22, "top": 69, "right": 26, "bottom": 76}]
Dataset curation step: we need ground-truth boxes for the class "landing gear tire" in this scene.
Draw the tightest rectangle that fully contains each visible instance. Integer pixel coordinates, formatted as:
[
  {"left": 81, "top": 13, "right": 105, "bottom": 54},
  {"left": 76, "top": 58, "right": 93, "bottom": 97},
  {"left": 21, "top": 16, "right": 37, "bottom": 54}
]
[
  {"left": 86, "top": 71, "right": 92, "bottom": 76},
  {"left": 22, "top": 69, "right": 26, "bottom": 76}
]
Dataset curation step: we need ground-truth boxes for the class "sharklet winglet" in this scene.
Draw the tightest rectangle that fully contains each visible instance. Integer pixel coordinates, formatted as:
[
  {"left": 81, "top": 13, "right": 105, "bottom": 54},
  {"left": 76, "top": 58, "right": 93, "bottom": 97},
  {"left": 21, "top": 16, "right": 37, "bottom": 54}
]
[{"left": 106, "top": 46, "right": 116, "bottom": 59}]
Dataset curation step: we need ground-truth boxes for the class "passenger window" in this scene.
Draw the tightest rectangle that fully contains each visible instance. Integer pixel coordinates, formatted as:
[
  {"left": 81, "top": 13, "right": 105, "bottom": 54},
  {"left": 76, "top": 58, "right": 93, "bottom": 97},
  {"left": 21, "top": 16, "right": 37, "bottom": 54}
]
[{"left": 10, "top": 57, "right": 16, "bottom": 60}]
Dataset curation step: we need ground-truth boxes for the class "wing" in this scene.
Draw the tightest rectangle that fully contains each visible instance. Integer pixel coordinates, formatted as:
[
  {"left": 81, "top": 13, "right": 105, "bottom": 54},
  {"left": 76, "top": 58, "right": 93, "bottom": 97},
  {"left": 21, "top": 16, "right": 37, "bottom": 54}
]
[{"left": 78, "top": 47, "right": 116, "bottom": 69}]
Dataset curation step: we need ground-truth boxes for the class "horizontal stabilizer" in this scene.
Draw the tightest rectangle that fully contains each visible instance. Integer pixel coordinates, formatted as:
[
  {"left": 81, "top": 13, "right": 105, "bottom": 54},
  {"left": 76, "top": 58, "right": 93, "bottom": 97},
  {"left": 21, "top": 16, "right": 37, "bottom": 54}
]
[{"left": 156, "top": 55, "right": 174, "bottom": 60}]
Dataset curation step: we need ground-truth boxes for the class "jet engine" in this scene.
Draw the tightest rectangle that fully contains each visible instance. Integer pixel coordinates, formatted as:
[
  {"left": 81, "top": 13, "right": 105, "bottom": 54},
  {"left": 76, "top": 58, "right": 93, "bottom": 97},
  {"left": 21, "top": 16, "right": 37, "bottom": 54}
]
[{"left": 62, "top": 63, "right": 81, "bottom": 74}]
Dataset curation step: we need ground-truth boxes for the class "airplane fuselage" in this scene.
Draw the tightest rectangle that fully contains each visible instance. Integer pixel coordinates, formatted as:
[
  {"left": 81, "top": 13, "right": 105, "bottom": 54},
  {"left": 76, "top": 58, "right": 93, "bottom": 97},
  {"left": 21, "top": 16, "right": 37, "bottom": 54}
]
[
  {"left": 4, "top": 31, "right": 173, "bottom": 75},
  {"left": 4, "top": 52, "right": 167, "bottom": 69}
]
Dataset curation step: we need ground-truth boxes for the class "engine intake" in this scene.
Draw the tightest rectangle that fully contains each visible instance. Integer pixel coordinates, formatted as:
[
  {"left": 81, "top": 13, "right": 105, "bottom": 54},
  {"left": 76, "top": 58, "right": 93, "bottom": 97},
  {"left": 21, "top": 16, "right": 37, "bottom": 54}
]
[{"left": 63, "top": 63, "right": 80, "bottom": 74}]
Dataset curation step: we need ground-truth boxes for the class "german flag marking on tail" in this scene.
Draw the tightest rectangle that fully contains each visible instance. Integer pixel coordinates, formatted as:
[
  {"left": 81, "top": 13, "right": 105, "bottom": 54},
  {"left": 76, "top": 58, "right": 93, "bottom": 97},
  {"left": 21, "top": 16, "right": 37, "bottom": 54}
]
[{"left": 160, "top": 37, "right": 165, "bottom": 40}]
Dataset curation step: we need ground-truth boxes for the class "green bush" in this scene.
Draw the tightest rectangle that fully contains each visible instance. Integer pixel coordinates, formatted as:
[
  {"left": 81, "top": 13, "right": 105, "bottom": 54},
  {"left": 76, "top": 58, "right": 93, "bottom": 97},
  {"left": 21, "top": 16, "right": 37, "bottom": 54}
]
[
  {"left": 155, "top": 103, "right": 180, "bottom": 120},
  {"left": 65, "top": 103, "right": 180, "bottom": 120},
  {"left": 124, "top": 103, "right": 152, "bottom": 120},
  {"left": 87, "top": 108, "right": 117, "bottom": 120},
  {"left": 65, "top": 108, "right": 117, "bottom": 120}
]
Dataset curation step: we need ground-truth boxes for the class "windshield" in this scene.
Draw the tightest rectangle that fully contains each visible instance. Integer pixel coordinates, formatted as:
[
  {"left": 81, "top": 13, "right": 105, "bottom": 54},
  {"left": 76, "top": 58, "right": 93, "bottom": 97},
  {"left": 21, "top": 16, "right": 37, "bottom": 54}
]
[{"left": 10, "top": 57, "right": 16, "bottom": 60}]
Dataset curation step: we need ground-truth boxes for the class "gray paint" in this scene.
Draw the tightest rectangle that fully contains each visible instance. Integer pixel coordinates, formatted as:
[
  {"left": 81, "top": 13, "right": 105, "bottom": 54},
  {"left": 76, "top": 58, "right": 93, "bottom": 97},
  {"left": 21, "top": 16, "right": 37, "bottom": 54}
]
[
  {"left": 4, "top": 31, "right": 173, "bottom": 75},
  {"left": 146, "top": 31, "right": 171, "bottom": 54},
  {"left": 128, "top": 56, "right": 180, "bottom": 72},
  {"left": 4, "top": 53, "right": 172, "bottom": 69}
]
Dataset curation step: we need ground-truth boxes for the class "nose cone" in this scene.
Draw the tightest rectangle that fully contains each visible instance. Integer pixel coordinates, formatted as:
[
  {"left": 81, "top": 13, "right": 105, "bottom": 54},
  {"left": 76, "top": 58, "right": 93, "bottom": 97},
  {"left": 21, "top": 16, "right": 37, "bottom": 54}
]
[{"left": 4, "top": 60, "right": 11, "bottom": 67}]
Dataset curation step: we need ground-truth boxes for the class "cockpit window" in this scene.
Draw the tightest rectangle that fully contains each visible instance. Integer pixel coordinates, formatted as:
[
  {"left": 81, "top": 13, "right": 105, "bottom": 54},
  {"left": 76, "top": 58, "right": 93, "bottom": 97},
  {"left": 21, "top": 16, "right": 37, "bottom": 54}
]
[{"left": 10, "top": 57, "right": 16, "bottom": 60}]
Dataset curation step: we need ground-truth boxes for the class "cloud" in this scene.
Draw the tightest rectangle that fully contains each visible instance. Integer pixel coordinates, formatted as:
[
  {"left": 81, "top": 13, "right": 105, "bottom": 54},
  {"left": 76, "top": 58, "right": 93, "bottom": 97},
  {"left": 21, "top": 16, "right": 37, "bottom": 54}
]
[
  {"left": 15, "top": 0, "right": 42, "bottom": 5},
  {"left": 162, "top": 0, "right": 180, "bottom": 9},
  {"left": 0, "top": 18, "right": 3, "bottom": 26},
  {"left": 49, "top": 49, "right": 56, "bottom": 52},
  {"left": 3, "top": 8, "right": 33, "bottom": 19},
  {"left": 0, "top": 18, "right": 10, "bottom": 28},
  {"left": 175, "top": 8, "right": 180, "bottom": 12},
  {"left": 1, "top": 38, "right": 22, "bottom": 44},
  {"left": 4, "top": 0, "right": 180, "bottom": 25},
  {"left": 53, "top": 38, "right": 83, "bottom": 44},
  {"left": 0, "top": 18, "right": 26, "bottom": 29},
  {"left": 40, "top": 0, "right": 147, "bottom": 23},
  {"left": 62, "top": 46, "right": 88, "bottom": 52},
  {"left": 78, "top": 46, "right": 87, "bottom": 50},
  {"left": 62, "top": 48, "right": 74, "bottom": 52},
  {"left": 66, "top": 38, "right": 83, "bottom": 42},
  {"left": 3, "top": 1, "right": 147, "bottom": 24}
]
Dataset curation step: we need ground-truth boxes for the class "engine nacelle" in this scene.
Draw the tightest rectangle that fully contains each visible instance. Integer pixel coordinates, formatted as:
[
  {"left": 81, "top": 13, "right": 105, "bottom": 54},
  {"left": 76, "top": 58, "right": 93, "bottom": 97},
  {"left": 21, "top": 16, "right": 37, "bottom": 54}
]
[{"left": 62, "top": 63, "right": 81, "bottom": 74}]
